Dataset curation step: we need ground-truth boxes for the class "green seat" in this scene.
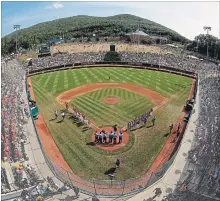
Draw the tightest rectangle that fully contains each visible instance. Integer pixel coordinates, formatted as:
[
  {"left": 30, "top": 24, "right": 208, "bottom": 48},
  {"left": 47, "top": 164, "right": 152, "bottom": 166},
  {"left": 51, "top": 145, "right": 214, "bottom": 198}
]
[{"left": 31, "top": 106, "right": 39, "bottom": 119}]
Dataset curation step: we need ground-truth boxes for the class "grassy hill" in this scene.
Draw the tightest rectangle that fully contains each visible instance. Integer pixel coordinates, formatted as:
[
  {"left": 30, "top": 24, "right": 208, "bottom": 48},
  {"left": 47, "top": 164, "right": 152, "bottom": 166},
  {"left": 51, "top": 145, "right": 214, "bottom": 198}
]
[{"left": 2, "top": 14, "right": 188, "bottom": 55}]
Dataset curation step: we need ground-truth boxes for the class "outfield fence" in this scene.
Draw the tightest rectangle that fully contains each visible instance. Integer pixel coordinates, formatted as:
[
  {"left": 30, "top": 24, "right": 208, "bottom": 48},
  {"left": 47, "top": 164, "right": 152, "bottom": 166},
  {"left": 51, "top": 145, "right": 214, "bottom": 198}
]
[{"left": 26, "top": 65, "right": 198, "bottom": 197}]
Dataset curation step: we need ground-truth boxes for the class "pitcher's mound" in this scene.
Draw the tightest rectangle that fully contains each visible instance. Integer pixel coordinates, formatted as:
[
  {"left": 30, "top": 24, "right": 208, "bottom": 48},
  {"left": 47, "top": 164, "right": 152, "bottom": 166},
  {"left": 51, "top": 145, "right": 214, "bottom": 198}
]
[
  {"left": 104, "top": 97, "right": 119, "bottom": 104},
  {"left": 92, "top": 126, "right": 129, "bottom": 151}
]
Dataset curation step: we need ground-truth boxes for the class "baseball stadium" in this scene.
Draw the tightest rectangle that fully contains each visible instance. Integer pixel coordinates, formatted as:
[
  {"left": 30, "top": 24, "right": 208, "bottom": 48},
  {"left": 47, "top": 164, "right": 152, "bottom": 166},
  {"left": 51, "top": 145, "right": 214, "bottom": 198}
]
[{"left": 1, "top": 9, "right": 220, "bottom": 201}]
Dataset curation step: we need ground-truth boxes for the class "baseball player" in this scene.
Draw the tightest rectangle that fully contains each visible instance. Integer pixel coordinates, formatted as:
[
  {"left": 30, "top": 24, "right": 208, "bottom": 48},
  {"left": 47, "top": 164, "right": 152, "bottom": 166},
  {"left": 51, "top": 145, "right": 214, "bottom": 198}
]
[
  {"left": 109, "top": 131, "right": 113, "bottom": 143},
  {"left": 94, "top": 131, "right": 99, "bottom": 142},
  {"left": 119, "top": 131, "right": 123, "bottom": 143},
  {"left": 170, "top": 124, "right": 174, "bottom": 133},
  {"left": 152, "top": 116, "right": 156, "bottom": 126},
  {"left": 115, "top": 158, "right": 120, "bottom": 168},
  {"left": 103, "top": 131, "right": 107, "bottom": 143},
  {"left": 65, "top": 102, "right": 69, "bottom": 111},
  {"left": 54, "top": 110, "right": 58, "bottom": 120},
  {"left": 177, "top": 123, "right": 181, "bottom": 132},
  {"left": 99, "top": 132, "right": 103, "bottom": 143},
  {"left": 113, "top": 125, "right": 117, "bottom": 133},
  {"left": 61, "top": 112, "right": 65, "bottom": 121},
  {"left": 113, "top": 132, "right": 117, "bottom": 144}
]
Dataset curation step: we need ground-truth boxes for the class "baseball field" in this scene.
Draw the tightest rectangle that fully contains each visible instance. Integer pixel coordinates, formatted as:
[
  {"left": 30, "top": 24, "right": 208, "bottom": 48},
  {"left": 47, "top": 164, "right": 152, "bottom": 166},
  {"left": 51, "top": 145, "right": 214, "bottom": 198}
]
[{"left": 31, "top": 67, "right": 192, "bottom": 180}]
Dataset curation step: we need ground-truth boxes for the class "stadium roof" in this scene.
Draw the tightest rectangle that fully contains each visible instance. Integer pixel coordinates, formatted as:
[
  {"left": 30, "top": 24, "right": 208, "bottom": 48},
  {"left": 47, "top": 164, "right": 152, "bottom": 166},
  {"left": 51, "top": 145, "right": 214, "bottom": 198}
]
[
  {"left": 126, "top": 30, "right": 149, "bottom": 36},
  {"left": 167, "top": 44, "right": 178, "bottom": 48},
  {"left": 150, "top": 35, "right": 168, "bottom": 41}
]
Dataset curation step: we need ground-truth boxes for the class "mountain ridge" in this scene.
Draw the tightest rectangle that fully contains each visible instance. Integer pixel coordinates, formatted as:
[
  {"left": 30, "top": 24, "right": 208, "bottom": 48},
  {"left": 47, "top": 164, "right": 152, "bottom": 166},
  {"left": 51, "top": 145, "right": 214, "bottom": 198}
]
[{"left": 1, "top": 14, "right": 189, "bottom": 55}]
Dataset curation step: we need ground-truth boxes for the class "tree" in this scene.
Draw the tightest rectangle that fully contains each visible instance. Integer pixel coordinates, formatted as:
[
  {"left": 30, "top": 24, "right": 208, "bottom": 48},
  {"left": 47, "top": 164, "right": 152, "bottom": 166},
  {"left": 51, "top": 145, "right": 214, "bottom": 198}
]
[
  {"left": 104, "top": 51, "right": 121, "bottom": 62},
  {"left": 187, "top": 33, "right": 220, "bottom": 60},
  {"left": 125, "top": 37, "right": 131, "bottom": 42}
]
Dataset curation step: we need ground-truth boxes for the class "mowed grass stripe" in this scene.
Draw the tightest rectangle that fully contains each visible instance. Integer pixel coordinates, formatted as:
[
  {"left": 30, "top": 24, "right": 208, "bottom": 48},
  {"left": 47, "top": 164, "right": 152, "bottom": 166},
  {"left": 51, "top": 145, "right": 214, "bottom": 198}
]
[
  {"left": 63, "top": 70, "right": 69, "bottom": 90},
  {"left": 74, "top": 89, "right": 152, "bottom": 124},
  {"left": 73, "top": 98, "right": 114, "bottom": 124},
  {"left": 55, "top": 71, "right": 65, "bottom": 92},
  {"left": 47, "top": 122, "right": 98, "bottom": 170},
  {"left": 84, "top": 69, "right": 101, "bottom": 83},
  {"left": 107, "top": 68, "right": 131, "bottom": 83},
  {"left": 92, "top": 68, "right": 113, "bottom": 82},
  {"left": 123, "top": 100, "right": 151, "bottom": 116},
  {"left": 79, "top": 69, "right": 91, "bottom": 84},
  {"left": 122, "top": 98, "right": 152, "bottom": 112},
  {"left": 71, "top": 70, "right": 80, "bottom": 87},
  {"left": 75, "top": 92, "right": 132, "bottom": 124},
  {"left": 32, "top": 82, "right": 53, "bottom": 104},
  {"left": 98, "top": 68, "right": 122, "bottom": 82},
  {"left": 35, "top": 73, "right": 48, "bottom": 84},
  {"left": 42, "top": 73, "right": 53, "bottom": 89}
]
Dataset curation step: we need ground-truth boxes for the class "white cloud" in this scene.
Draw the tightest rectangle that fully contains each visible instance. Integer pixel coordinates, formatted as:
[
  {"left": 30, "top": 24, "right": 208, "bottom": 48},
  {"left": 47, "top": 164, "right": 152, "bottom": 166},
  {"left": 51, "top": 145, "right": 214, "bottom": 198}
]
[{"left": 47, "top": 2, "right": 64, "bottom": 9}]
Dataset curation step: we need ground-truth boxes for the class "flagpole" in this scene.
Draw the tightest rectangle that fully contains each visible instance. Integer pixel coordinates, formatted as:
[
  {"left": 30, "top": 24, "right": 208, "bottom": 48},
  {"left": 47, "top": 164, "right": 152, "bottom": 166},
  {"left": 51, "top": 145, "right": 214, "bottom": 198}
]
[{"left": 138, "top": 20, "right": 140, "bottom": 53}]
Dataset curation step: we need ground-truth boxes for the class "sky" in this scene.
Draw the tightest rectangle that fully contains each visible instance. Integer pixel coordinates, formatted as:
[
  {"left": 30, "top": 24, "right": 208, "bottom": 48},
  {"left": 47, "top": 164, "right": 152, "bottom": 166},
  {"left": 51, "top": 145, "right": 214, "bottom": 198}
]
[{"left": 1, "top": 1, "right": 220, "bottom": 40}]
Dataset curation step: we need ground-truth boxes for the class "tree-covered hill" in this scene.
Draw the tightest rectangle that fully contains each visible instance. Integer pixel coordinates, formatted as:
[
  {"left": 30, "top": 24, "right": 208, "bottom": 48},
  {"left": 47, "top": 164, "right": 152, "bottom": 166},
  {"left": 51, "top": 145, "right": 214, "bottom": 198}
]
[{"left": 2, "top": 14, "right": 189, "bottom": 55}]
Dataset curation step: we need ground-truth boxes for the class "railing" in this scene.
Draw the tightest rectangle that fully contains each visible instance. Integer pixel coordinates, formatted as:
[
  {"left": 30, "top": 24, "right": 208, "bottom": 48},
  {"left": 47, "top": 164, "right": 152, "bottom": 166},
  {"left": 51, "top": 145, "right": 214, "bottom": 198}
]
[{"left": 25, "top": 64, "right": 198, "bottom": 197}]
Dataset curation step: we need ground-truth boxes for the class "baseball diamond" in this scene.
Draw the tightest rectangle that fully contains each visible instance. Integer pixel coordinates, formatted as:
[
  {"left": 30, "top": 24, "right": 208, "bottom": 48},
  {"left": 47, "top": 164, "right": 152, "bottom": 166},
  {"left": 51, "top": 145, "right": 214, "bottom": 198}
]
[{"left": 30, "top": 67, "right": 193, "bottom": 180}]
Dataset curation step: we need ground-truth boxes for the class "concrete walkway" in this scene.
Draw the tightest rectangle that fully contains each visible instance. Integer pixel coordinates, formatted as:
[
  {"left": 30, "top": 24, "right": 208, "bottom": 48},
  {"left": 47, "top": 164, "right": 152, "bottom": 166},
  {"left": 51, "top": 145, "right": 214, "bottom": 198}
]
[{"left": 127, "top": 84, "right": 200, "bottom": 201}]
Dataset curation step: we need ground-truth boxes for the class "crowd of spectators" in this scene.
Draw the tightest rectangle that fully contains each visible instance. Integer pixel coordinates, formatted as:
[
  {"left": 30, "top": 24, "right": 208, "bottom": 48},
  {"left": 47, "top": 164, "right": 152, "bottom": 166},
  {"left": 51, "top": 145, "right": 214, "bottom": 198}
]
[
  {"left": 28, "top": 52, "right": 106, "bottom": 71},
  {"left": 1, "top": 59, "right": 41, "bottom": 194},
  {"left": 164, "top": 63, "right": 220, "bottom": 201},
  {"left": 27, "top": 48, "right": 213, "bottom": 74},
  {"left": 1, "top": 59, "right": 28, "bottom": 163}
]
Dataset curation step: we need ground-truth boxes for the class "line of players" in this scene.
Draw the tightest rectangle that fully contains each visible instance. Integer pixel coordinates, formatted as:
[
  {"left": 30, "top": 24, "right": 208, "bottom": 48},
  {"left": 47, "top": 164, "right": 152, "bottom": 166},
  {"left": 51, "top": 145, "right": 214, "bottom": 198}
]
[{"left": 94, "top": 130, "right": 123, "bottom": 144}]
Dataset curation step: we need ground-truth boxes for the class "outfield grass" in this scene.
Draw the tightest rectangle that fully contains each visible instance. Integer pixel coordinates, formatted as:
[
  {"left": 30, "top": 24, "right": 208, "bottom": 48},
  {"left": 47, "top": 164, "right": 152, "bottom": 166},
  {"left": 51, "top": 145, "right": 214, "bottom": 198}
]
[{"left": 31, "top": 67, "right": 192, "bottom": 180}]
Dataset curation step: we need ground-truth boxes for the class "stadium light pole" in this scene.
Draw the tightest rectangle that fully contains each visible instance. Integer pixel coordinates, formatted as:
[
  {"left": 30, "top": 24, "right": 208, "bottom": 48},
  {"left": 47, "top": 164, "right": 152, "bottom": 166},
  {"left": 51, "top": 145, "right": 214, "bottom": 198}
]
[
  {"left": 159, "top": 32, "right": 162, "bottom": 68},
  {"left": 62, "top": 32, "right": 65, "bottom": 53},
  {"left": 13, "top": 25, "right": 21, "bottom": 54},
  {"left": 203, "top": 26, "right": 211, "bottom": 59},
  {"left": 137, "top": 20, "right": 140, "bottom": 53}
]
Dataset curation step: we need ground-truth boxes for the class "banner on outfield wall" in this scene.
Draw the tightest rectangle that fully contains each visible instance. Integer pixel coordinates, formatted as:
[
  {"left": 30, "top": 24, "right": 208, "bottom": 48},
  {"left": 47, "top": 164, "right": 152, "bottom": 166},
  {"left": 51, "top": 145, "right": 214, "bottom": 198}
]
[{"left": 127, "top": 108, "right": 153, "bottom": 130}]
